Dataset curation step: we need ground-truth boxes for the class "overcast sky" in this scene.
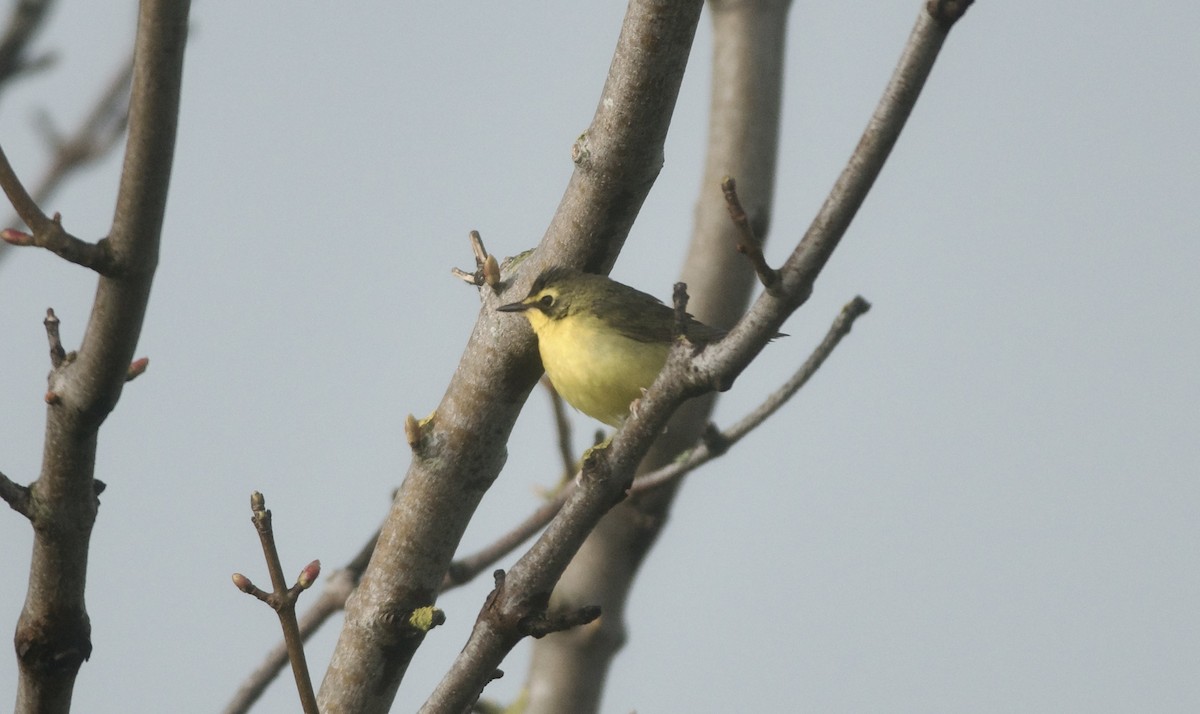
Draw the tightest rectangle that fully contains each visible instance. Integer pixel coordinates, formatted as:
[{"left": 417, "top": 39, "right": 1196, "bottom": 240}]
[{"left": 2, "top": 2, "right": 1198, "bottom": 712}]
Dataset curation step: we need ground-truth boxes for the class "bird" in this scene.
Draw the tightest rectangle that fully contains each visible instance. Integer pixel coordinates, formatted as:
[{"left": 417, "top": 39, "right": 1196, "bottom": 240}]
[{"left": 497, "top": 267, "right": 727, "bottom": 427}]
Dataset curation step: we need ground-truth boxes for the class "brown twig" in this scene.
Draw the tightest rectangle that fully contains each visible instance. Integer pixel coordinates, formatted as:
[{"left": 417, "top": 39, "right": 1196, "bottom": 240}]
[
  {"left": 0, "top": 469, "right": 32, "bottom": 516},
  {"left": 231, "top": 492, "right": 320, "bottom": 714},
  {"left": 444, "top": 488, "right": 571, "bottom": 591},
  {"left": 0, "top": 53, "right": 134, "bottom": 268},
  {"left": 543, "top": 376, "right": 577, "bottom": 479},
  {"left": 10, "top": 3, "right": 189, "bottom": 709},
  {"left": 632, "top": 295, "right": 871, "bottom": 493},
  {"left": 26, "top": 54, "right": 134, "bottom": 203},
  {"left": 422, "top": 3, "right": 967, "bottom": 707},
  {"left": 223, "top": 529, "right": 379, "bottom": 714},
  {"left": 0, "top": 145, "right": 114, "bottom": 272},
  {"left": 229, "top": 293, "right": 868, "bottom": 708},
  {"left": 722, "top": 176, "right": 780, "bottom": 291},
  {"left": 43, "top": 307, "right": 65, "bottom": 366},
  {"left": 672, "top": 281, "right": 690, "bottom": 340},
  {"left": 0, "top": 0, "right": 56, "bottom": 89}
]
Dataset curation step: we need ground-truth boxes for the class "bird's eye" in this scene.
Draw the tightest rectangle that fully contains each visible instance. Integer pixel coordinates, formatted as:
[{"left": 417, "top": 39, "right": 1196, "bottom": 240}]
[{"left": 538, "top": 294, "right": 554, "bottom": 308}]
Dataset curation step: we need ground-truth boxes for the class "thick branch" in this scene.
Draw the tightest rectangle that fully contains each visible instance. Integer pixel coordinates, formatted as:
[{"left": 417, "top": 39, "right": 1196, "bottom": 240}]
[
  {"left": 317, "top": 3, "right": 705, "bottom": 711},
  {"left": 435, "top": 4, "right": 967, "bottom": 711},
  {"left": 12, "top": 2, "right": 189, "bottom": 712}
]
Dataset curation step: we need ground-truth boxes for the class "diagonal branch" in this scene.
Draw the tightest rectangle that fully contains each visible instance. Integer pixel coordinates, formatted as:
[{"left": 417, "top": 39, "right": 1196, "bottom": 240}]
[
  {"left": 426, "top": 4, "right": 971, "bottom": 710},
  {"left": 317, "top": 2, "right": 707, "bottom": 711},
  {"left": 0, "top": 0, "right": 57, "bottom": 89},
  {"left": 0, "top": 53, "right": 133, "bottom": 268},
  {"left": 222, "top": 289, "right": 867, "bottom": 713}
]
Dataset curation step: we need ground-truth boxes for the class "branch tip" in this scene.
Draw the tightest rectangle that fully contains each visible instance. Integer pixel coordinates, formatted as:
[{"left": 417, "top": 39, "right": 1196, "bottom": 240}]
[
  {"left": 125, "top": 356, "right": 149, "bottom": 381},
  {"left": 468, "top": 230, "right": 488, "bottom": 263},
  {"left": 483, "top": 253, "right": 501, "bottom": 288}
]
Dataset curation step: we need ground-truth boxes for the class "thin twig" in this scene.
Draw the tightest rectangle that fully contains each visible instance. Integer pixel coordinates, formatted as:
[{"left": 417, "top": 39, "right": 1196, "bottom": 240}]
[
  {"left": 223, "top": 530, "right": 378, "bottom": 714},
  {"left": 454, "top": 295, "right": 870, "bottom": 586},
  {"left": 722, "top": 176, "right": 780, "bottom": 291},
  {"left": 27, "top": 54, "right": 134, "bottom": 205},
  {"left": 0, "top": 142, "right": 113, "bottom": 271},
  {"left": 232, "top": 492, "right": 320, "bottom": 714},
  {"left": 0, "top": 0, "right": 56, "bottom": 89},
  {"left": 444, "top": 489, "right": 571, "bottom": 591},
  {"left": 544, "top": 376, "right": 577, "bottom": 479},
  {"left": 227, "top": 294, "right": 869, "bottom": 708},
  {"left": 0, "top": 53, "right": 133, "bottom": 268},
  {"left": 0, "top": 469, "right": 32, "bottom": 517},
  {"left": 632, "top": 295, "right": 871, "bottom": 493}
]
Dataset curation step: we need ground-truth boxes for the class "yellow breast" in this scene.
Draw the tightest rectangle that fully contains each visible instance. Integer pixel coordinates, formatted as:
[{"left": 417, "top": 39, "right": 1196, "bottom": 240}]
[{"left": 527, "top": 310, "right": 669, "bottom": 427}]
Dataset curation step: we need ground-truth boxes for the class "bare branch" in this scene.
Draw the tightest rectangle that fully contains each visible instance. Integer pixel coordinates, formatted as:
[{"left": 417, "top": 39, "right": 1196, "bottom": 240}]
[
  {"left": 543, "top": 377, "right": 577, "bottom": 479},
  {"left": 444, "top": 489, "right": 570, "bottom": 591},
  {"left": 12, "top": 1, "right": 190, "bottom": 709},
  {"left": 232, "top": 492, "right": 319, "bottom": 714},
  {"left": 632, "top": 295, "right": 871, "bottom": 493},
  {"left": 0, "top": 145, "right": 115, "bottom": 271},
  {"left": 0, "top": 53, "right": 133, "bottom": 267},
  {"left": 224, "top": 531, "right": 378, "bottom": 714},
  {"left": 430, "top": 4, "right": 969, "bottom": 709},
  {"left": 319, "top": 2, "right": 706, "bottom": 710},
  {"left": 227, "top": 288, "right": 867, "bottom": 712},
  {"left": 0, "top": 0, "right": 57, "bottom": 89},
  {"left": 0, "top": 469, "right": 32, "bottom": 517},
  {"left": 521, "top": 0, "right": 796, "bottom": 708}
]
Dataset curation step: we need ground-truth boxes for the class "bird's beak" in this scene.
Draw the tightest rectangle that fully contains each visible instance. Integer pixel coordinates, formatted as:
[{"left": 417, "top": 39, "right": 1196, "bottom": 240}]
[{"left": 496, "top": 300, "right": 529, "bottom": 313}]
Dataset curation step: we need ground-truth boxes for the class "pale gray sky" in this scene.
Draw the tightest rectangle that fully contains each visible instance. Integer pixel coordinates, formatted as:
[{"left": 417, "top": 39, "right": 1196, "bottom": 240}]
[{"left": 2, "top": 2, "right": 1198, "bottom": 712}]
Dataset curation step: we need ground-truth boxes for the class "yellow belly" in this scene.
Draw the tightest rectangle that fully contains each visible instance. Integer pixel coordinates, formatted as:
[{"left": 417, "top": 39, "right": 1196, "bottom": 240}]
[{"left": 532, "top": 313, "right": 669, "bottom": 427}]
